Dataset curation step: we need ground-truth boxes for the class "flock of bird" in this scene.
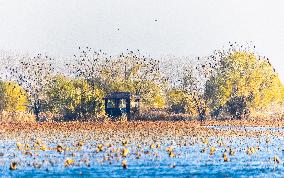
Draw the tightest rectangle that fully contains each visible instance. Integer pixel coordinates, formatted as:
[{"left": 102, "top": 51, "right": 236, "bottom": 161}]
[
  {"left": 4, "top": 43, "right": 265, "bottom": 100},
  {"left": 0, "top": 120, "right": 283, "bottom": 176}
]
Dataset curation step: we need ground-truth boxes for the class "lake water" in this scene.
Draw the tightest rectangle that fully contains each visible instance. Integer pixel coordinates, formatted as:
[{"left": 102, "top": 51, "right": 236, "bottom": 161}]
[{"left": 0, "top": 126, "right": 283, "bottom": 178}]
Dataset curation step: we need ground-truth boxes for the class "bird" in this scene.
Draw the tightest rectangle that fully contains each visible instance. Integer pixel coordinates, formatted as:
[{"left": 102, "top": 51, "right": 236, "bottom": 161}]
[
  {"left": 210, "top": 147, "right": 216, "bottom": 155},
  {"left": 96, "top": 144, "right": 104, "bottom": 152},
  {"left": 201, "top": 148, "right": 206, "bottom": 153},
  {"left": 121, "top": 148, "right": 130, "bottom": 157},
  {"left": 169, "top": 151, "right": 176, "bottom": 158},
  {"left": 223, "top": 153, "right": 229, "bottom": 162},
  {"left": 64, "top": 158, "right": 75, "bottom": 167},
  {"left": 122, "top": 160, "right": 127, "bottom": 169},
  {"left": 77, "top": 140, "right": 84, "bottom": 147},
  {"left": 40, "top": 145, "right": 47, "bottom": 151},
  {"left": 16, "top": 142, "right": 22, "bottom": 150},
  {"left": 135, "top": 152, "right": 141, "bottom": 159},
  {"left": 122, "top": 140, "right": 128, "bottom": 147},
  {"left": 166, "top": 146, "right": 174, "bottom": 152},
  {"left": 150, "top": 143, "right": 156, "bottom": 149},
  {"left": 57, "top": 145, "right": 64, "bottom": 153},
  {"left": 229, "top": 148, "right": 235, "bottom": 156},
  {"left": 9, "top": 162, "right": 17, "bottom": 170},
  {"left": 273, "top": 156, "right": 281, "bottom": 164}
]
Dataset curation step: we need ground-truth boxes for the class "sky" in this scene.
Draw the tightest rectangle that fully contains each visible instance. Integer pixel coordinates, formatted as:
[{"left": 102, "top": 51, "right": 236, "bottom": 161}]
[{"left": 0, "top": 0, "right": 284, "bottom": 81}]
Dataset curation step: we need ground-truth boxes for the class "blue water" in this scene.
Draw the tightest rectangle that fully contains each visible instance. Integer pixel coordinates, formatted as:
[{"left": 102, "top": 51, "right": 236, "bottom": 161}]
[{"left": 0, "top": 126, "right": 283, "bottom": 177}]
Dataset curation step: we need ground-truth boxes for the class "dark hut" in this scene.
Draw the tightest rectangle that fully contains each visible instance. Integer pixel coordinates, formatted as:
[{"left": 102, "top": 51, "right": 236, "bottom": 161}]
[{"left": 104, "top": 92, "right": 140, "bottom": 119}]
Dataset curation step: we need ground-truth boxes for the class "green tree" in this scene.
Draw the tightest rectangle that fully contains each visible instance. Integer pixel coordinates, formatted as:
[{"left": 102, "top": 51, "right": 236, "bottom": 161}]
[{"left": 46, "top": 75, "right": 105, "bottom": 120}]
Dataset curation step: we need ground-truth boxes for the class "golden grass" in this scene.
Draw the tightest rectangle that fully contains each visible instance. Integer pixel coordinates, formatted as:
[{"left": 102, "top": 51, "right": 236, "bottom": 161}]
[{"left": 0, "top": 111, "right": 36, "bottom": 122}]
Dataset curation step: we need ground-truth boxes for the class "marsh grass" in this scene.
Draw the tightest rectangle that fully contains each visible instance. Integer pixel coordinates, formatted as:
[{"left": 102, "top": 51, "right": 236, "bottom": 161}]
[
  {"left": 0, "top": 111, "right": 35, "bottom": 122},
  {"left": 249, "top": 104, "right": 284, "bottom": 121},
  {"left": 1, "top": 105, "right": 284, "bottom": 123}
]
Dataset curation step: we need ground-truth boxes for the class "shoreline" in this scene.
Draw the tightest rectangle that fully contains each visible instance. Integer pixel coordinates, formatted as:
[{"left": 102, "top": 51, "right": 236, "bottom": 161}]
[
  {"left": 0, "top": 120, "right": 283, "bottom": 141},
  {"left": 0, "top": 119, "right": 283, "bottom": 128}
]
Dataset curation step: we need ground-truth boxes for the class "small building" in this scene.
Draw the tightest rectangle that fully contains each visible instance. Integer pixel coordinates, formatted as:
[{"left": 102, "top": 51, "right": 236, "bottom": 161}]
[{"left": 104, "top": 92, "right": 140, "bottom": 119}]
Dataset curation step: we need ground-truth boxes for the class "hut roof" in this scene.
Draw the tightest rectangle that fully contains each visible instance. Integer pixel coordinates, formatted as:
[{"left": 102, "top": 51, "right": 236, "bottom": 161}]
[
  {"left": 104, "top": 92, "right": 140, "bottom": 100},
  {"left": 104, "top": 92, "right": 131, "bottom": 99}
]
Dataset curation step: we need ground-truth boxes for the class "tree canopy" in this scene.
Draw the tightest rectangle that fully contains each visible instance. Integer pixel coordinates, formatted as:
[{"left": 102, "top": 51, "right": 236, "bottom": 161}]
[{"left": 205, "top": 51, "right": 284, "bottom": 113}]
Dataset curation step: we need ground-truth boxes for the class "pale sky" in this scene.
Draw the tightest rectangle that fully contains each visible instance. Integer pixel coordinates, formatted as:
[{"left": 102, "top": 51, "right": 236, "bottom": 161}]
[{"left": 0, "top": 0, "right": 284, "bottom": 81}]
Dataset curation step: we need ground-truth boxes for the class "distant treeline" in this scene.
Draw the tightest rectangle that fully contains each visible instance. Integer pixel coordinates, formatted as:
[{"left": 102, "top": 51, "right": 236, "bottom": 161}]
[{"left": 0, "top": 43, "right": 283, "bottom": 121}]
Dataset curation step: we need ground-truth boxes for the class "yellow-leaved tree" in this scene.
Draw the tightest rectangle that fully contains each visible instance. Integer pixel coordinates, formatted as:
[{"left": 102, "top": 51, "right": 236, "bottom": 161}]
[
  {"left": 72, "top": 49, "right": 166, "bottom": 109},
  {"left": 205, "top": 50, "right": 284, "bottom": 118},
  {"left": 166, "top": 89, "right": 199, "bottom": 115},
  {"left": 0, "top": 81, "right": 28, "bottom": 112}
]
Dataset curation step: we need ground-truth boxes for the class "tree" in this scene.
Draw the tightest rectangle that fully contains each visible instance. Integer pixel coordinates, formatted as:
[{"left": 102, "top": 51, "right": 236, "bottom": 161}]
[
  {"left": 163, "top": 55, "right": 215, "bottom": 120},
  {"left": 46, "top": 75, "right": 105, "bottom": 120},
  {"left": 0, "top": 81, "right": 28, "bottom": 112},
  {"left": 70, "top": 48, "right": 166, "bottom": 109},
  {"left": 7, "top": 54, "right": 55, "bottom": 120},
  {"left": 205, "top": 47, "right": 284, "bottom": 119},
  {"left": 166, "top": 89, "right": 198, "bottom": 115}
]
